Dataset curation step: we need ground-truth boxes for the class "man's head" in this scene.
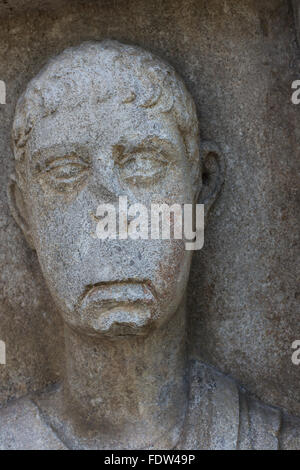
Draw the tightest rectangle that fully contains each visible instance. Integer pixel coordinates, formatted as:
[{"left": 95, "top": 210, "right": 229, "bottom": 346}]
[{"left": 8, "top": 41, "right": 223, "bottom": 337}]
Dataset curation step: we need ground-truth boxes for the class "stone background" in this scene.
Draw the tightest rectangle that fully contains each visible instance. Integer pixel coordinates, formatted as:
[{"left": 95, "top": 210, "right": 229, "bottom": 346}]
[{"left": 0, "top": 0, "right": 299, "bottom": 416}]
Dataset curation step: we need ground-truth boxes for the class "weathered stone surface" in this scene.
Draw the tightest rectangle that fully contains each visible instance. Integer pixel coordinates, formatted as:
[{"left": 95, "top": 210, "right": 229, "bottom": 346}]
[
  {"left": 2, "top": 33, "right": 299, "bottom": 450},
  {"left": 293, "top": 0, "right": 300, "bottom": 46},
  {"left": 0, "top": 396, "right": 66, "bottom": 450},
  {"left": 187, "top": 0, "right": 300, "bottom": 417},
  {"left": 178, "top": 361, "right": 284, "bottom": 450},
  {"left": 0, "top": 0, "right": 299, "bottom": 441},
  {"left": 6, "top": 37, "right": 227, "bottom": 449},
  {"left": 2, "top": 360, "right": 300, "bottom": 450}
]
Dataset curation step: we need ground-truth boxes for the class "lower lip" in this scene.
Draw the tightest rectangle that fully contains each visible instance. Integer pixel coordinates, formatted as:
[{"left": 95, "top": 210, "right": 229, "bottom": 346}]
[{"left": 90, "top": 306, "right": 153, "bottom": 333}]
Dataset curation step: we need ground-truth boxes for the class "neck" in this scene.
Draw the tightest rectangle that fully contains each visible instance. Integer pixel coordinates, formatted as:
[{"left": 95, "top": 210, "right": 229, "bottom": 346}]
[{"left": 62, "top": 300, "right": 188, "bottom": 449}]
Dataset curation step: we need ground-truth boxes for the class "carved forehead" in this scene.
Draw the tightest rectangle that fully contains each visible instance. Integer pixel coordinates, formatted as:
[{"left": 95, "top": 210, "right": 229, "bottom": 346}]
[{"left": 28, "top": 110, "right": 184, "bottom": 157}]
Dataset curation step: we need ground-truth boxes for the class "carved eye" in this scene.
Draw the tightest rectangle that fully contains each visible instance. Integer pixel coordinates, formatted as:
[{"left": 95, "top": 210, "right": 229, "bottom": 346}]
[
  {"left": 37, "top": 154, "right": 91, "bottom": 192},
  {"left": 119, "top": 151, "right": 168, "bottom": 185}
]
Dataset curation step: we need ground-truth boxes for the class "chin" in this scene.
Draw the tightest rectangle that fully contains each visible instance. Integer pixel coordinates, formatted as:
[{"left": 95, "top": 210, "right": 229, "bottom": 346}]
[{"left": 65, "top": 306, "right": 156, "bottom": 338}]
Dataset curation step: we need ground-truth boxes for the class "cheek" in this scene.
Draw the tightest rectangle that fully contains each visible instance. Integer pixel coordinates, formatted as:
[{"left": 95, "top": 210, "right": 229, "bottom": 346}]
[
  {"left": 154, "top": 240, "right": 192, "bottom": 305},
  {"left": 27, "top": 195, "right": 89, "bottom": 300},
  {"left": 28, "top": 182, "right": 92, "bottom": 249}
]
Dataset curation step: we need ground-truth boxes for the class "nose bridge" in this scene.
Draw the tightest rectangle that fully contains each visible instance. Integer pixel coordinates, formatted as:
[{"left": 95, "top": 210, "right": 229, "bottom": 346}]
[
  {"left": 90, "top": 151, "right": 140, "bottom": 209},
  {"left": 90, "top": 147, "right": 121, "bottom": 203}
]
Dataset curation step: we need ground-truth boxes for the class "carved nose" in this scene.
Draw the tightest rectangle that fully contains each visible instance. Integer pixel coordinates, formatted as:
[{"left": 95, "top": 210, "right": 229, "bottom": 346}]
[{"left": 89, "top": 181, "right": 119, "bottom": 204}]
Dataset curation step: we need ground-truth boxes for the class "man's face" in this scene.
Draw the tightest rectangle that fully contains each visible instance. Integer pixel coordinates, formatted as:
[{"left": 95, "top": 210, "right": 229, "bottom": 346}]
[{"left": 23, "top": 95, "right": 198, "bottom": 336}]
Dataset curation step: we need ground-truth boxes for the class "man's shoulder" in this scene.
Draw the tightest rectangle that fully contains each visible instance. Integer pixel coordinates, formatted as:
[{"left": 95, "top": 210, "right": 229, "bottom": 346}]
[
  {"left": 0, "top": 397, "right": 66, "bottom": 450},
  {"left": 178, "top": 360, "right": 292, "bottom": 450},
  {"left": 178, "top": 360, "right": 240, "bottom": 449}
]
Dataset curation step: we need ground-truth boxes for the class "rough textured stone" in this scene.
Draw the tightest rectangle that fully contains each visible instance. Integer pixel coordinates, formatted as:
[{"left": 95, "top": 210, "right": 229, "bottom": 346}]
[
  {"left": 2, "top": 360, "right": 300, "bottom": 450},
  {"left": 2, "top": 34, "right": 299, "bottom": 450},
  {"left": 0, "top": 0, "right": 299, "bottom": 441},
  {"left": 0, "top": 397, "right": 66, "bottom": 449},
  {"left": 293, "top": 0, "right": 300, "bottom": 46},
  {"left": 6, "top": 38, "right": 226, "bottom": 449}
]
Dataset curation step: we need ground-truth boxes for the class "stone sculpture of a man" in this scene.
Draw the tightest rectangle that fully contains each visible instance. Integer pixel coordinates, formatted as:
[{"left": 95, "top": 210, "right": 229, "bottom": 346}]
[{"left": 2, "top": 41, "right": 300, "bottom": 450}]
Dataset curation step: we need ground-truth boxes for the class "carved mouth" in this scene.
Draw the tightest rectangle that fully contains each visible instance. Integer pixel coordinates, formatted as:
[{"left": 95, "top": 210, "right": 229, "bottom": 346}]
[
  {"left": 80, "top": 280, "right": 155, "bottom": 308},
  {"left": 77, "top": 280, "right": 156, "bottom": 335}
]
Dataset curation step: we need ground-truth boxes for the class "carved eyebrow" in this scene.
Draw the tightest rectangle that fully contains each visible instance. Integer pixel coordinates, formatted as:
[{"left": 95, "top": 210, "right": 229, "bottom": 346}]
[
  {"left": 113, "top": 137, "right": 178, "bottom": 163},
  {"left": 30, "top": 144, "right": 91, "bottom": 165},
  {"left": 31, "top": 144, "right": 70, "bottom": 159}
]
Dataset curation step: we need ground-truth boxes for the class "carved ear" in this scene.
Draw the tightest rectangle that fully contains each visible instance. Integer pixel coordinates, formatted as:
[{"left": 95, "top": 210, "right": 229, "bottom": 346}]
[
  {"left": 7, "top": 174, "right": 35, "bottom": 249},
  {"left": 198, "top": 141, "right": 225, "bottom": 216}
]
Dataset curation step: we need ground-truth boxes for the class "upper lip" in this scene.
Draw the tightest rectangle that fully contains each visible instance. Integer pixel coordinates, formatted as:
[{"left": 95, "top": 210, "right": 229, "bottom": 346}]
[{"left": 79, "top": 280, "right": 156, "bottom": 310}]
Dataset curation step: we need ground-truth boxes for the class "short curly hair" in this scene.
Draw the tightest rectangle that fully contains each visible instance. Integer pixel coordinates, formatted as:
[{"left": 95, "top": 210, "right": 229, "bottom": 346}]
[{"left": 12, "top": 40, "right": 200, "bottom": 194}]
